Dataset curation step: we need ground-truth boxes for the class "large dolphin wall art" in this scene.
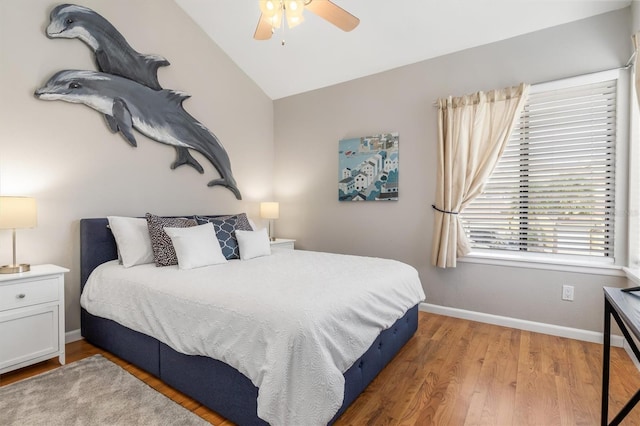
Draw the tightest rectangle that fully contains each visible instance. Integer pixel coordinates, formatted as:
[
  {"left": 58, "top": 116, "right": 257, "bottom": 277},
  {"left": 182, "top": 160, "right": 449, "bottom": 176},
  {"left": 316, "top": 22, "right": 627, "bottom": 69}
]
[{"left": 35, "top": 3, "right": 242, "bottom": 199}]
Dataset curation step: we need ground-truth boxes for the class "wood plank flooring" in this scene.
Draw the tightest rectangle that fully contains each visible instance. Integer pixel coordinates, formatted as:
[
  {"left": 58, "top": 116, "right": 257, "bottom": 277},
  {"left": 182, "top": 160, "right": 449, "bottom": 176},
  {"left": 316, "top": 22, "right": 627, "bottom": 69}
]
[{"left": 2, "top": 311, "right": 640, "bottom": 425}]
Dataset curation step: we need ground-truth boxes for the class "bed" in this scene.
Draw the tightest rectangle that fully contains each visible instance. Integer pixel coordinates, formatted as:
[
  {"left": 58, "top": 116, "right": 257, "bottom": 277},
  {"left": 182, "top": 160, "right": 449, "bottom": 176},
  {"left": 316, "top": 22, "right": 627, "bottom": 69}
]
[{"left": 79, "top": 217, "right": 425, "bottom": 425}]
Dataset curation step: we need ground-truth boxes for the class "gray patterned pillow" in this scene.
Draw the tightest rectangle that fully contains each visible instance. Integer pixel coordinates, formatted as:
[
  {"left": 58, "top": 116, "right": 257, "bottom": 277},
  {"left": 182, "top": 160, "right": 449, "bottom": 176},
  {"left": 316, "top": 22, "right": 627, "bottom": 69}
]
[
  {"left": 194, "top": 213, "right": 253, "bottom": 260},
  {"left": 145, "top": 213, "right": 197, "bottom": 266}
]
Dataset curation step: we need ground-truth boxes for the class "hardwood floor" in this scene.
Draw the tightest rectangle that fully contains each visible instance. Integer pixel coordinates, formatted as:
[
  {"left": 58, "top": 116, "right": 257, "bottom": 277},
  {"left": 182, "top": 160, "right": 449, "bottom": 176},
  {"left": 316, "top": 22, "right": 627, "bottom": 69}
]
[{"left": 2, "top": 312, "right": 640, "bottom": 425}]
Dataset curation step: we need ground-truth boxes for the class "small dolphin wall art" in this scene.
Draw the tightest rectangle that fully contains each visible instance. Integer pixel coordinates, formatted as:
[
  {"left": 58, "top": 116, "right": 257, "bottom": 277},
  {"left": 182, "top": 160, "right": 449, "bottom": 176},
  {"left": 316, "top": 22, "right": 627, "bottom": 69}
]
[
  {"left": 46, "top": 4, "right": 169, "bottom": 90},
  {"left": 36, "top": 3, "right": 242, "bottom": 199}
]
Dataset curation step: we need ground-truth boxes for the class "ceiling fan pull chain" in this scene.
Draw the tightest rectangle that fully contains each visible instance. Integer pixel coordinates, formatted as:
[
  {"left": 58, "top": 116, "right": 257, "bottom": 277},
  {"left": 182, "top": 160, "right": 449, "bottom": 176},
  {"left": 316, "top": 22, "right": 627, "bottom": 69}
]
[{"left": 281, "top": 2, "right": 286, "bottom": 46}]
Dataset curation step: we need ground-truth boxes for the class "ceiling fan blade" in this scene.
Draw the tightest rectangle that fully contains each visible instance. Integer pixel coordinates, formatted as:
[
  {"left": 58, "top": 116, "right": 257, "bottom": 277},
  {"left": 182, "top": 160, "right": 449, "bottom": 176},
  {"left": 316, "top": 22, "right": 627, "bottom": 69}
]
[
  {"left": 254, "top": 13, "right": 273, "bottom": 40},
  {"left": 305, "top": 0, "right": 359, "bottom": 32}
]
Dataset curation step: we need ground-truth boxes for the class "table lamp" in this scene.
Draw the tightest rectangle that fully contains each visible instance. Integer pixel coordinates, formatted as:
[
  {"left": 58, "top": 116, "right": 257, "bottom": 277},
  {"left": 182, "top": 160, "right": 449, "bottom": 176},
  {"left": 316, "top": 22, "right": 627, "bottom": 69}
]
[
  {"left": 260, "top": 202, "right": 279, "bottom": 241},
  {"left": 0, "top": 196, "right": 37, "bottom": 274}
]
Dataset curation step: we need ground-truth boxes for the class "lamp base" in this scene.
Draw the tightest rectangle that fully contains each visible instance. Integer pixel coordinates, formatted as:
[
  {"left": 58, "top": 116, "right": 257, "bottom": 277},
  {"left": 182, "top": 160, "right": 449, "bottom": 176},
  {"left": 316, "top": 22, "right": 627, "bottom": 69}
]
[{"left": 0, "top": 264, "right": 31, "bottom": 274}]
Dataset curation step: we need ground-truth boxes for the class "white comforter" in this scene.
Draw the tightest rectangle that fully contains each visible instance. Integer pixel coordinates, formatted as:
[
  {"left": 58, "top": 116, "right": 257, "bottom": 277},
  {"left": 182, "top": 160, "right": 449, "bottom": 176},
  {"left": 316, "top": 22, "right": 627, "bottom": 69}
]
[{"left": 80, "top": 250, "right": 425, "bottom": 425}]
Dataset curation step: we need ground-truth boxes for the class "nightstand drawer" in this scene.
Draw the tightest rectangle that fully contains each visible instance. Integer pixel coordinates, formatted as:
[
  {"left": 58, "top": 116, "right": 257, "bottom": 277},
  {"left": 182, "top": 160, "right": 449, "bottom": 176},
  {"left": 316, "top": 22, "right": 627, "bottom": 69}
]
[
  {"left": 0, "top": 305, "right": 59, "bottom": 371},
  {"left": 0, "top": 278, "right": 59, "bottom": 311}
]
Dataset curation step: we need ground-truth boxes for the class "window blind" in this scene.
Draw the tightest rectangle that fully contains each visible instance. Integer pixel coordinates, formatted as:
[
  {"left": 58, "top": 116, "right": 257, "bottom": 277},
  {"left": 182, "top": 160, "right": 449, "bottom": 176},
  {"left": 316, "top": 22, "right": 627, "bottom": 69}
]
[{"left": 461, "top": 78, "right": 617, "bottom": 258}]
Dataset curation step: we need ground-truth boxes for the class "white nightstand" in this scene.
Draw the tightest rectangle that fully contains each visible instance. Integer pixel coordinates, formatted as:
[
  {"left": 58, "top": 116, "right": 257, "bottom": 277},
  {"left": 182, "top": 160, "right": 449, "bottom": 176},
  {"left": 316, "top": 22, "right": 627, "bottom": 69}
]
[
  {"left": 270, "top": 238, "right": 296, "bottom": 251},
  {"left": 0, "top": 264, "right": 68, "bottom": 375}
]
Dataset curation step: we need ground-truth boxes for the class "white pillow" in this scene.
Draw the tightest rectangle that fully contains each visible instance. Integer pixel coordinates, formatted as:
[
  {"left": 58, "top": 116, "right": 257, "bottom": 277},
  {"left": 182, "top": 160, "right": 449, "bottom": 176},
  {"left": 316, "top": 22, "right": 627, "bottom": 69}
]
[
  {"left": 236, "top": 228, "right": 271, "bottom": 260},
  {"left": 164, "top": 222, "right": 227, "bottom": 269},
  {"left": 107, "top": 216, "right": 154, "bottom": 268}
]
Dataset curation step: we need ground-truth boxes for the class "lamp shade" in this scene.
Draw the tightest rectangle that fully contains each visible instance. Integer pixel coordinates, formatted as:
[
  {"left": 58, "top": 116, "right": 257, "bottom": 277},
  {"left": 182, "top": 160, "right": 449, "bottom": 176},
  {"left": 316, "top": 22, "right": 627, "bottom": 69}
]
[
  {"left": 260, "top": 202, "right": 280, "bottom": 219},
  {"left": 0, "top": 196, "right": 37, "bottom": 229}
]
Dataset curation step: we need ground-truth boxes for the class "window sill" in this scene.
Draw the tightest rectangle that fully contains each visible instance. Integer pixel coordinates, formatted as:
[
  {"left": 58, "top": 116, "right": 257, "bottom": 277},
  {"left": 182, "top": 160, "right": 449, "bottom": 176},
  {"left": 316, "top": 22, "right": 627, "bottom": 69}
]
[
  {"left": 459, "top": 251, "right": 624, "bottom": 276},
  {"left": 624, "top": 267, "right": 640, "bottom": 285}
]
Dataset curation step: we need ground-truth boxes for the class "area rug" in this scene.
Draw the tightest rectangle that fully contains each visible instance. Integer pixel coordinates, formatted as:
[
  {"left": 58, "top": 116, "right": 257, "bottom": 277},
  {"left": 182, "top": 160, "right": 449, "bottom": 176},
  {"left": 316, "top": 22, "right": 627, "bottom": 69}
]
[{"left": 0, "top": 355, "right": 210, "bottom": 425}]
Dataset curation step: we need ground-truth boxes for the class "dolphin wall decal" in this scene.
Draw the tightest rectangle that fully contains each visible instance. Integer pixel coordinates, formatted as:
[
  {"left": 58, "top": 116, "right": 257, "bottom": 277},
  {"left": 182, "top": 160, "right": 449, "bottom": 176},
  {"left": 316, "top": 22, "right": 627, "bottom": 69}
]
[
  {"left": 35, "top": 70, "right": 242, "bottom": 200},
  {"left": 45, "top": 3, "right": 204, "bottom": 174}
]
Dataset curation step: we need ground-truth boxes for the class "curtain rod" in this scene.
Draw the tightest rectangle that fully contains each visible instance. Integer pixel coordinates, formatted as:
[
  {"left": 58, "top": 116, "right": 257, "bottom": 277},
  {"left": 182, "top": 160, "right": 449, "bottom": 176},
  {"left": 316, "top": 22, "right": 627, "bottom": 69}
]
[{"left": 431, "top": 58, "right": 635, "bottom": 108}]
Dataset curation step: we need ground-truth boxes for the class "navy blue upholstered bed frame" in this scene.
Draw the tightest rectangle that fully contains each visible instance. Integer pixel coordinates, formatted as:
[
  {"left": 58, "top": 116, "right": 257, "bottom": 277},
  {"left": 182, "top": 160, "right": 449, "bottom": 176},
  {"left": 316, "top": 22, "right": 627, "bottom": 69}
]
[{"left": 80, "top": 218, "right": 419, "bottom": 425}]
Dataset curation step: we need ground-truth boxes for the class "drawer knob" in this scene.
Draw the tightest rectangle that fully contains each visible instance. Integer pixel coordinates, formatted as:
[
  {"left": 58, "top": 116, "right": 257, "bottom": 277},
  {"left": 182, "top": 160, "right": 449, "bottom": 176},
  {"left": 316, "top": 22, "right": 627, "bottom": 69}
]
[{"left": 16, "top": 293, "right": 26, "bottom": 299}]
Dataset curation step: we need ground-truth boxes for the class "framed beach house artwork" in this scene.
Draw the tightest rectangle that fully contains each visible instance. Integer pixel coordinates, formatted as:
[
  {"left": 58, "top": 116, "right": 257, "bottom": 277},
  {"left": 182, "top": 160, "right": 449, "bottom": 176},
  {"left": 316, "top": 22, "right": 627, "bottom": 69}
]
[{"left": 338, "top": 133, "right": 399, "bottom": 201}]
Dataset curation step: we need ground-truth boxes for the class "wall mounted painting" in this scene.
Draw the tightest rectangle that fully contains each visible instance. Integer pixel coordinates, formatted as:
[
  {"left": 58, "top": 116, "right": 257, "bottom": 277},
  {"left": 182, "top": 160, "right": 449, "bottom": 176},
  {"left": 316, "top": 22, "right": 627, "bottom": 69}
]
[{"left": 338, "top": 133, "right": 398, "bottom": 201}]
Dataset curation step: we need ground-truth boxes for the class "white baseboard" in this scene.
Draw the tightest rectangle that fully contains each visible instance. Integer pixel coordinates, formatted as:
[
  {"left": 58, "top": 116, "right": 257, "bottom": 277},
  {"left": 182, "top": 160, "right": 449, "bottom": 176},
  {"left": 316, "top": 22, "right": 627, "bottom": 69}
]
[
  {"left": 420, "top": 302, "right": 625, "bottom": 348},
  {"left": 624, "top": 341, "right": 640, "bottom": 370},
  {"left": 65, "top": 329, "right": 83, "bottom": 344}
]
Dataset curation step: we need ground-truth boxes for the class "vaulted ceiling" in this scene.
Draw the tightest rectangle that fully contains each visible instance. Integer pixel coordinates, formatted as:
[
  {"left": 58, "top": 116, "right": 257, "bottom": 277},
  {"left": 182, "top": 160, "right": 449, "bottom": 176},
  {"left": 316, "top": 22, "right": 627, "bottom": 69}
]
[{"left": 176, "top": 0, "right": 631, "bottom": 100}]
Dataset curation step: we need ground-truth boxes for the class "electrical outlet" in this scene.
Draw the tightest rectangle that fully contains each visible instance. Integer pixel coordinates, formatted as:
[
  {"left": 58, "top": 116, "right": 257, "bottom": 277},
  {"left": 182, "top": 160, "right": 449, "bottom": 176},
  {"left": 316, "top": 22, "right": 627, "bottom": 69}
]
[{"left": 562, "top": 285, "right": 574, "bottom": 301}]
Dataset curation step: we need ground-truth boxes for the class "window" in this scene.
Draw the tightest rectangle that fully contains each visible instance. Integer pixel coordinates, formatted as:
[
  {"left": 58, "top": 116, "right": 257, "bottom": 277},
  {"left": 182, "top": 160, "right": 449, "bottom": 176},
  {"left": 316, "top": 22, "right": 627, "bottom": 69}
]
[{"left": 461, "top": 70, "right": 627, "bottom": 265}]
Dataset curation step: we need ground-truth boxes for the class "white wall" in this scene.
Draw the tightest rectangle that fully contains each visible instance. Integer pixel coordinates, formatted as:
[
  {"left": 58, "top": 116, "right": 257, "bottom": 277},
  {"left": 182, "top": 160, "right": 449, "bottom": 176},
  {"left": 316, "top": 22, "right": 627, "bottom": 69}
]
[
  {"left": 0, "top": 0, "right": 274, "bottom": 331},
  {"left": 633, "top": 0, "right": 640, "bottom": 33},
  {"left": 273, "top": 8, "right": 633, "bottom": 333}
]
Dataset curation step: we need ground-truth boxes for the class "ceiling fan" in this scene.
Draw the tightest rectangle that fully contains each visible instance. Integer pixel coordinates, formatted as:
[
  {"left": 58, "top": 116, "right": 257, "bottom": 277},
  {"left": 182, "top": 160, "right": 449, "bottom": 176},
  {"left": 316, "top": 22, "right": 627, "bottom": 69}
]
[{"left": 254, "top": 0, "right": 360, "bottom": 41}]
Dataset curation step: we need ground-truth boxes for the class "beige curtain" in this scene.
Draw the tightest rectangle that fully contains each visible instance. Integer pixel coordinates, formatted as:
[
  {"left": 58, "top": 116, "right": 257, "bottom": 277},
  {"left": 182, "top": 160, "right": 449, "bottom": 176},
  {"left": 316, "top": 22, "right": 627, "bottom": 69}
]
[
  {"left": 431, "top": 83, "right": 530, "bottom": 268},
  {"left": 634, "top": 32, "right": 639, "bottom": 108}
]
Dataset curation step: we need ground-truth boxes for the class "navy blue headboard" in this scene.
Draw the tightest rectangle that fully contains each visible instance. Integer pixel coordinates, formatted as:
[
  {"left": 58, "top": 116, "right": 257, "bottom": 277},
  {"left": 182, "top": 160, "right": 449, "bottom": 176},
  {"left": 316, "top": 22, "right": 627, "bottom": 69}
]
[
  {"left": 80, "top": 215, "right": 234, "bottom": 289},
  {"left": 80, "top": 218, "right": 118, "bottom": 290}
]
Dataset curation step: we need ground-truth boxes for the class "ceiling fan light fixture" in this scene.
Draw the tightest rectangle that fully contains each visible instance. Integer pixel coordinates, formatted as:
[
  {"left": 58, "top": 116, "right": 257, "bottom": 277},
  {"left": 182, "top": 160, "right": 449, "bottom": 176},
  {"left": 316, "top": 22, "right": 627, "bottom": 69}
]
[
  {"left": 286, "top": 14, "right": 304, "bottom": 29},
  {"left": 259, "top": 0, "right": 281, "bottom": 18},
  {"left": 285, "top": 0, "right": 304, "bottom": 13},
  {"left": 254, "top": 0, "right": 359, "bottom": 41},
  {"left": 285, "top": 1, "right": 305, "bottom": 29},
  {"left": 269, "top": 11, "right": 283, "bottom": 29}
]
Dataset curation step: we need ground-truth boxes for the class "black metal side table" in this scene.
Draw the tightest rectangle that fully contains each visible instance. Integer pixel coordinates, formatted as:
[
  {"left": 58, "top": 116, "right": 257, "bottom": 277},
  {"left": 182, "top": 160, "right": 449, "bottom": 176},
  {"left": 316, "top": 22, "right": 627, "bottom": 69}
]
[{"left": 602, "top": 286, "right": 640, "bottom": 426}]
